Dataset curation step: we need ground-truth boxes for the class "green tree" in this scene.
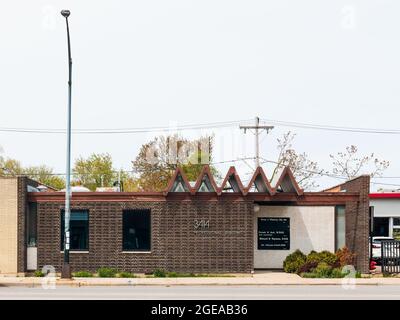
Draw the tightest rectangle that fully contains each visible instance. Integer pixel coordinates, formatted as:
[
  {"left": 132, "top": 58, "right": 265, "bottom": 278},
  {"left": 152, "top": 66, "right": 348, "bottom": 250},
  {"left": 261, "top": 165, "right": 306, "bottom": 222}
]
[
  {"left": 0, "top": 157, "right": 23, "bottom": 175},
  {"left": 24, "top": 165, "right": 65, "bottom": 190},
  {"left": 132, "top": 134, "right": 219, "bottom": 191},
  {"left": 72, "top": 153, "right": 121, "bottom": 191},
  {"left": 0, "top": 156, "right": 65, "bottom": 190}
]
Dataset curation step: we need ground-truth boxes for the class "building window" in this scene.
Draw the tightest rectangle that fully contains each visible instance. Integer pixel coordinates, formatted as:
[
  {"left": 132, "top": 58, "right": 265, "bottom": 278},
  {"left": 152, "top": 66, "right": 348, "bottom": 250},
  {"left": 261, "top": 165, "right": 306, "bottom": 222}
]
[
  {"left": 27, "top": 203, "right": 37, "bottom": 247},
  {"left": 61, "top": 210, "right": 89, "bottom": 251},
  {"left": 123, "top": 209, "right": 151, "bottom": 251},
  {"left": 393, "top": 218, "right": 400, "bottom": 240},
  {"left": 335, "top": 206, "right": 346, "bottom": 250},
  {"left": 373, "top": 217, "right": 389, "bottom": 237}
]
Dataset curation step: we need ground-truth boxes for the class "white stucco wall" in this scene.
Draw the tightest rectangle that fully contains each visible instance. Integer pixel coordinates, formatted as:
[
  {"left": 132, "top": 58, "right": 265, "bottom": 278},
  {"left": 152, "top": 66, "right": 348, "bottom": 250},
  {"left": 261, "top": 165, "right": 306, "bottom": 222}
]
[
  {"left": 254, "top": 206, "right": 335, "bottom": 269},
  {"left": 370, "top": 199, "right": 400, "bottom": 218}
]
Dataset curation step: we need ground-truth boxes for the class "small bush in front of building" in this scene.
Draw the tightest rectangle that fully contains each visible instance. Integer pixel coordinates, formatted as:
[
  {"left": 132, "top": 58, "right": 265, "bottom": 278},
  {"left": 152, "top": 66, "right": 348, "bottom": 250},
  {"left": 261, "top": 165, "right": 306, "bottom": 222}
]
[
  {"left": 313, "top": 262, "right": 332, "bottom": 278},
  {"left": 72, "top": 271, "right": 93, "bottom": 278},
  {"left": 166, "top": 272, "right": 178, "bottom": 277},
  {"left": 153, "top": 269, "right": 167, "bottom": 277},
  {"left": 306, "top": 250, "right": 338, "bottom": 267},
  {"left": 283, "top": 249, "right": 307, "bottom": 273},
  {"left": 34, "top": 270, "right": 44, "bottom": 277},
  {"left": 331, "top": 268, "right": 348, "bottom": 278},
  {"left": 118, "top": 271, "right": 136, "bottom": 278},
  {"left": 97, "top": 267, "right": 118, "bottom": 278},
  {"left": 335, "top": 246, "right": 356, "bottom": 267},
  {"left": 297, "top": 261, "right": 318, "bottom": 274},
  {"left": 301, "top": 264, "right": 357, "bottom": 278}
]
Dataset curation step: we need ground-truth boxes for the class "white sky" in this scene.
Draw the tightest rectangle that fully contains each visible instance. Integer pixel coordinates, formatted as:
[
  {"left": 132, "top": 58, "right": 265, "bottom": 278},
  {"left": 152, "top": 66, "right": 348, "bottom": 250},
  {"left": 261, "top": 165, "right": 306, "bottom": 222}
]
[{"left": 1, "top": 0, "right": 400, "bottom": 191}]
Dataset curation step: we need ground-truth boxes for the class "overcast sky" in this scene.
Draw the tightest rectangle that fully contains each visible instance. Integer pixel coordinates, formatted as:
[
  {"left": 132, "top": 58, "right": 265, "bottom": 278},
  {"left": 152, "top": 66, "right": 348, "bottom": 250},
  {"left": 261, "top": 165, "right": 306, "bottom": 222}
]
[{"left": 1, "top": 0, "right": 399, "bottom": 191}]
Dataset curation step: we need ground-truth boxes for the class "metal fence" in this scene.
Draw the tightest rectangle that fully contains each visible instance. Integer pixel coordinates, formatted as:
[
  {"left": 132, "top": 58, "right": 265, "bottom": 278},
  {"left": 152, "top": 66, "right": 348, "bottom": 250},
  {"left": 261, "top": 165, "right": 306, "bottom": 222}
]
[{"left": 381, "top": 240, "right": 400, "bottom": 274}]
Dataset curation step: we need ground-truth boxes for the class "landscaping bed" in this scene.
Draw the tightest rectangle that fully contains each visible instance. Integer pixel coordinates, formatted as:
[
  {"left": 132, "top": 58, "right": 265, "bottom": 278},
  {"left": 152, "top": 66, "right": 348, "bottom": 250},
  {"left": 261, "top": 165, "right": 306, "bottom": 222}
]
[
  {"left": 283, "top": 247, "right": 362, "bottom": 278},
  {"left": 33, "top": 267, "right": 235, "bottom": 279}
]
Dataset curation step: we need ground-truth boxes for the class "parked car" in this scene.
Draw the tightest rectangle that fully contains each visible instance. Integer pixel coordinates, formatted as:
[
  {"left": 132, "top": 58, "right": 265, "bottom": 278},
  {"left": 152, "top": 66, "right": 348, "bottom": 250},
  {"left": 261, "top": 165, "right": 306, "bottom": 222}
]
[{"left": 370, "top": 236, "right": 394, "bottom": 263}]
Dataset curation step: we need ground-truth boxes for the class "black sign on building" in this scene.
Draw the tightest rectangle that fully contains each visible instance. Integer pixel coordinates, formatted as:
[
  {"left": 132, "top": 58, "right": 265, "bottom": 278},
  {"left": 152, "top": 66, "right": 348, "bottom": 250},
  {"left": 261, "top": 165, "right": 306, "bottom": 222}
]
[{"left": 258, "top": 217, "right": 290, "bottom": 250}]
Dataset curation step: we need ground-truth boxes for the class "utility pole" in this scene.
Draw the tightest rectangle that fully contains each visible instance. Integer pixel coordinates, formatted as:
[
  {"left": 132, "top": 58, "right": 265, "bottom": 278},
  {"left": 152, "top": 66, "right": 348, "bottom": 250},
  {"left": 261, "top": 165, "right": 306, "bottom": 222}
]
[
  {"left": 240, "top": 116, "right": 274, "bottom": 168},
  {"left": 61, "top": 9, "right": 72, "bottom": 279}
]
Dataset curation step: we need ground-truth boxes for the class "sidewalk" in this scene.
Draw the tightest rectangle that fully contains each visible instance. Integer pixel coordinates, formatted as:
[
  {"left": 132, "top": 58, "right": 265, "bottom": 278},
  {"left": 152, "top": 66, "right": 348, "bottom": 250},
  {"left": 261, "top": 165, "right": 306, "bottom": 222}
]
[{"left": 1, "top": 272, "right": 400, "bottom": 287}]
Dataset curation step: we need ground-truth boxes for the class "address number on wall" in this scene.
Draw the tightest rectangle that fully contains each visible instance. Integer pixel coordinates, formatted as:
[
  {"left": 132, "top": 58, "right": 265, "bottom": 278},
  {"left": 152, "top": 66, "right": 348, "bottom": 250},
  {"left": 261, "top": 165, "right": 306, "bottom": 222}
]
[{"left": 194, "top": 219, "right": 210, "bottom": 230}]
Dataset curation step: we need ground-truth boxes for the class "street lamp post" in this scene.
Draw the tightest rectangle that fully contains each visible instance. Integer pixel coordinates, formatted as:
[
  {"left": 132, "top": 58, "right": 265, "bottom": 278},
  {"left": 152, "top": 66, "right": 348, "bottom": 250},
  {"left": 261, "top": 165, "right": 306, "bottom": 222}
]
[{"left": 61, "top": 9, "right": 72, "bottom": 279}]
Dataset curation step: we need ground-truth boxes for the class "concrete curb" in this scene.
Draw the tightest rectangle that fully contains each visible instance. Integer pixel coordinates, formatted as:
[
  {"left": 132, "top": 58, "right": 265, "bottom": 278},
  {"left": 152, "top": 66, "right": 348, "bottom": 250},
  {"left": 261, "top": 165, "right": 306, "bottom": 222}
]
[{"left": 1, "top": 276, "right": 400, "bottom": 287}]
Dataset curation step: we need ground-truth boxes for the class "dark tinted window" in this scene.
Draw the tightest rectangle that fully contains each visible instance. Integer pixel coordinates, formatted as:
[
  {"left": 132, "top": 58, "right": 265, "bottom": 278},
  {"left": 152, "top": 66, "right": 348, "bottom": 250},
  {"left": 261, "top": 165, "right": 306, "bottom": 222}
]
[
  {"left": 61, "top": 210, "right": 89, "bottom": 251},
  {"left": 123, "top": 209, "right": 151, "bottom": 251},
  {"left": 373, "top": 217, "right": 389, "bottom": 237}
]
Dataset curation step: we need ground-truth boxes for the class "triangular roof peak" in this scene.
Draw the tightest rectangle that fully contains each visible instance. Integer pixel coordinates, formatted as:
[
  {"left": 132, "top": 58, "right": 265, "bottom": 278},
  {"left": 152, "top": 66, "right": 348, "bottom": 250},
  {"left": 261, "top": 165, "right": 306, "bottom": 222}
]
[
  {"left": 164, "top": 167, "right": 193, "bottom": 195},
  {"left": 219, "top": 166, "right": 246, "bottom": 195},
  {"left": 246, "top": 167, "right": 274, "bottom": 195},
  {"left": 273, "top": 166, "right": 303, "bottom": 195},
  {"left": 192, "top": 165, "right": 219, "bottom": 194}
]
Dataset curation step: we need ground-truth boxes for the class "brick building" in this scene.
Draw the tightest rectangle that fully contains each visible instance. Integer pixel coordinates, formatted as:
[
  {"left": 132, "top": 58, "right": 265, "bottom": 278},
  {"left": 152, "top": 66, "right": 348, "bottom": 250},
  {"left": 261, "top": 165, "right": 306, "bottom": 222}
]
[{"left": 0, "top": 165, "right": 370, "bottom": 274}]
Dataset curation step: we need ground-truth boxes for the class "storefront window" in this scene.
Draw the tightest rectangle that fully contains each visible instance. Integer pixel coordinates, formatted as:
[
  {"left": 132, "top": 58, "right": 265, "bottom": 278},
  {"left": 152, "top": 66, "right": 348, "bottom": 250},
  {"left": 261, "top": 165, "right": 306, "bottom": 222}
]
[
  {"left": 123, "top": 209, "right": 151, "bottom": 251},
  {"left": 335, "top": 206, "right": 346, "bottom": 250},
  {"left": 61, "top": 210, "right": 89, "bottom": 251}
]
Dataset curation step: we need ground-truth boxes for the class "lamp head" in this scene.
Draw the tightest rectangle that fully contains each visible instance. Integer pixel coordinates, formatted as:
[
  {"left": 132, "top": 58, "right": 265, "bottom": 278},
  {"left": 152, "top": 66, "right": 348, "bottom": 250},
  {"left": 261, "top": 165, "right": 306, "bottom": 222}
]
[{"left": 61, "top": 10, "right": 70, "bottom": 18}]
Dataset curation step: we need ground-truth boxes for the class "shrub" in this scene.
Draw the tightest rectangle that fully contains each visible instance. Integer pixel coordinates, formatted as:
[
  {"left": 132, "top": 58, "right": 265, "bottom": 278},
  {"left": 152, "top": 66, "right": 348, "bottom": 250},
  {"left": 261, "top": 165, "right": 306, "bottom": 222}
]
[
  {"left": 313, "top": 262, "right": 333, "bottom": 278},
  {"left": 283, "top": 250, "right": 307, "bottom": 273},
  {"left": 330, "top": 268, "right": 346, "bottom": 278},
  {"left": 306, "top": 250, "right": 338, "bottom": 266},
  {"left": 34, "top": 270, "right": 44, "bottom": 277},
  {"left": 153, "top": 269, "right": 167, "bottom": 277},
  {"left": 118, "top": 271, "right": 136, "bottom": 278},
  {"left": 297, "top": 261, "right": 318, "bottom": 274},
  {"left": 97, "top": 267, "right": 117, "bottom": 278},
  {"left": 301, "top": 272, "right": 319, "bottom": 278},
  {"left": 335, "top": 246, "right": 356, "bottom": 267},
  {"left": 167, "top": 272, "right": 178, "bottom": 278},
  {"left": 306, "top": 251, "right": 320, "bottom": 264},
  {"left": 72, "top": 271, "right": 93, "bottom": 278}
]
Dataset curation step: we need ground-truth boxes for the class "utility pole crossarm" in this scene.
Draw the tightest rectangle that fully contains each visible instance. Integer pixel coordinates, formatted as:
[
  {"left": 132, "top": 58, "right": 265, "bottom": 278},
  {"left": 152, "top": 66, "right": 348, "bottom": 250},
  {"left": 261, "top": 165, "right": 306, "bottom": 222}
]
[{"left": 239, "top": 125, "right": 274, "bottom": 130}]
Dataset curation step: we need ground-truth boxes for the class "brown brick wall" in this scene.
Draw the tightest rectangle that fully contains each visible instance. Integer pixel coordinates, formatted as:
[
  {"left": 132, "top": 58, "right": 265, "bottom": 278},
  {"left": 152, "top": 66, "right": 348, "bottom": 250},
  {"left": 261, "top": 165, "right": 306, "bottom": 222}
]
[
  {"left": 341, "top": 175, "right": 370, "bottom": 273},
  {"left": 37, "top": 200, "right": 254, "bottom": 273},
  {"left": 17, "top": 177, "right": 39, "bottom": 273}
]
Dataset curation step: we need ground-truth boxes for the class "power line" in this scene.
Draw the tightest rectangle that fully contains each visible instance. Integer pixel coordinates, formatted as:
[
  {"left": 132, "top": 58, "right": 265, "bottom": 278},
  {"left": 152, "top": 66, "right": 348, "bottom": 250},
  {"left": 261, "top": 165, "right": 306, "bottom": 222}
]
[
  {"left": 0, "top": 157, "right": 256, "bottom": 177},
  {"left": 1, "top": 117, "right": 400, "bottom": 135},
  {"left": 259, "top": 157, "right": 400, "bottom": 188},
  {"left": 0, "top": 120, "right": 251, "bottom": 134},
  {"left": 4, "top": 157, "right": 400, "bottom": 188},
  {"left": 261, "top": 118, "right": 400, "bottom": 135}
]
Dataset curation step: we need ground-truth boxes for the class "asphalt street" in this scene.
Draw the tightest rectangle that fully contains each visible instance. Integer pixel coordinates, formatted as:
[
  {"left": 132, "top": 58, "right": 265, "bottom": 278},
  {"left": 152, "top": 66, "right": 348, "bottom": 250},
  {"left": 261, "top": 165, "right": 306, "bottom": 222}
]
[{"left": 1, "top": 285, "right": 400, "bottom": 300}]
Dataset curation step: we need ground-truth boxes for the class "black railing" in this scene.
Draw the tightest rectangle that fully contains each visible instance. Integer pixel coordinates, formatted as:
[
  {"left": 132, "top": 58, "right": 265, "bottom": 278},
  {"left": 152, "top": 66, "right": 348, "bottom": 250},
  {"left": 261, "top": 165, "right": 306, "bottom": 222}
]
[{"left": 381, "top": 240, "right": 400, "bottom": 274}]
